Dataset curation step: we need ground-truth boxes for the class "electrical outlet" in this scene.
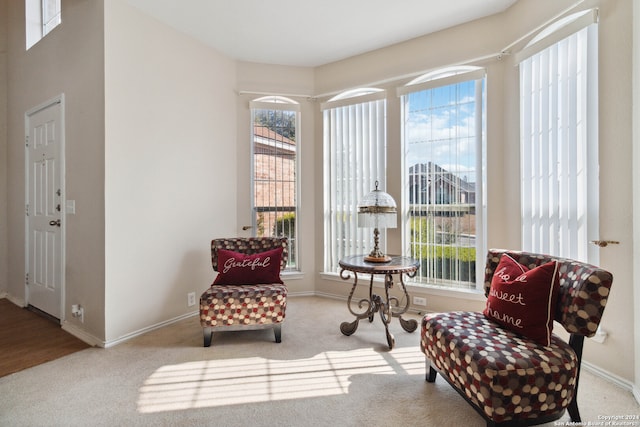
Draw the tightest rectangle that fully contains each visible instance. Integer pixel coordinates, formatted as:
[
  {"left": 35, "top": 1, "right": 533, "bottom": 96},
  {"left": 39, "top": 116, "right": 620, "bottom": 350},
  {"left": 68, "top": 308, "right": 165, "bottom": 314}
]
[
  {"left": 413, "top": 296, "right": 427, "bottom": 306},
  {"left": 187, "top": 292, "right": 197, "bottom": 307},
  {"left": 591, "top": 326, "right": 608, "bottom": 343},
  {"left": 71, "top": 304, "right": 84, "bottom": 323}
]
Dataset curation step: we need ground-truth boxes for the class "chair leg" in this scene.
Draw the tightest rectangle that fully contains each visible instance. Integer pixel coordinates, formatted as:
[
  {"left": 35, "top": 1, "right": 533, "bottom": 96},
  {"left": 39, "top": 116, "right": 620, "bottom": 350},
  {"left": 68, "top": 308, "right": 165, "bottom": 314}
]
[
  {"left": 273, "top": 324, "right": 282, "bottom": 343},
  {"left": 427, "top": 366, "right": 437, "bottom": 382},
  {"left": 567, "top": 398, "right": 581, "bottom": 422},
  {"left": 203, "top": 327, "right": 213, "bottom": 347},
  {"left": 568, "top": 334, "right": 584, "bottom": 422},
  {"left": 426, "top": 360, "right": 437, "bottom": 382}
]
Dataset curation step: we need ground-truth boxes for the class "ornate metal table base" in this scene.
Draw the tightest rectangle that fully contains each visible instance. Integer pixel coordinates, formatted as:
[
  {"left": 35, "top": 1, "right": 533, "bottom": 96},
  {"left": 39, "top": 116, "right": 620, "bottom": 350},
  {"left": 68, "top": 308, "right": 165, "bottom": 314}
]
[{"left": 339, "top": 255, "right": 420, "bottom": 350}]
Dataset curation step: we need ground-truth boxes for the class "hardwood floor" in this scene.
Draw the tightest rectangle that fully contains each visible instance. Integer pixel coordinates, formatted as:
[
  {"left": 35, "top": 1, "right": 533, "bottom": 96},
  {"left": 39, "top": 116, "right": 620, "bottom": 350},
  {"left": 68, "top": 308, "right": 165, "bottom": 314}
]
[{"left": 0, "top": 298, "right": 89, "bottom": 378}]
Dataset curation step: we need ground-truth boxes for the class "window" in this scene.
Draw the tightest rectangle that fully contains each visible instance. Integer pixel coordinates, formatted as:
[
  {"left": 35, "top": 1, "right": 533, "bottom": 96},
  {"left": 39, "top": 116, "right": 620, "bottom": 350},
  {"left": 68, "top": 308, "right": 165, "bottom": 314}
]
[
  {"left": 399, "top": 67, "right": 486, "bottom": 290},
  {"left": 250, "top": 96, "right": 300, "bottom": 270},
  {"left": 322, "top": 89, "right": 387, "bottom": 273},
  {"left": 518, "top": 10, "right": 599, "bottom": 263},
  {"left": 26, "top": 0, "right": 62, "bottom": 49}
]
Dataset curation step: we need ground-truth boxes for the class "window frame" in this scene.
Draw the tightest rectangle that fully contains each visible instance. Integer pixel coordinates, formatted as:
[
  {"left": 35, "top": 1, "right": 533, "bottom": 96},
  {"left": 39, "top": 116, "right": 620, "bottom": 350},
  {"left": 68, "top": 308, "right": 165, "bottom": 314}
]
[
  {"left": 26, "top": 0, "right": 62, "bottom": 50},
  {"left": 398, "top": 67, "right": 487, "bottom": 292},
  {"left": 250, "top": 96, "right": 301, "bottom": 271}
]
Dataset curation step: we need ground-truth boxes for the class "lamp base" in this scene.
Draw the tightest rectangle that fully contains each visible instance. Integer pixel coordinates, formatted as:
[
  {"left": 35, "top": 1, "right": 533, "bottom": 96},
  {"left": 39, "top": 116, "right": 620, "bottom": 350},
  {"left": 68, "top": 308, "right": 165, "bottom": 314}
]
[
  {"left": 364, "top": 227, "right": 391, "bottom": 263},
  {"left": 364, "top": 254, "right": 392, "bottom": 263}
]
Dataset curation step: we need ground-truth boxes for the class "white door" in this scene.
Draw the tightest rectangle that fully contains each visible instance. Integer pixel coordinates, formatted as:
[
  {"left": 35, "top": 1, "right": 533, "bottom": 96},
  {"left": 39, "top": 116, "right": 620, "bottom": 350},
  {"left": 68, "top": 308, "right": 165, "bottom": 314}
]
[{"left": 26, "top": 98, "right": 64, "bottom": 320}]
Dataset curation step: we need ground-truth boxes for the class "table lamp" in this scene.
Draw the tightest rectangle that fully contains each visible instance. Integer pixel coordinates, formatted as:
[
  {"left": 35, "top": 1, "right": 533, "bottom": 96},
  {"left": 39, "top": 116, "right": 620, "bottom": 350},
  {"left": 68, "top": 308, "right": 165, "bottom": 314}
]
[{"left": 358, "top": 181, "right": 397, "bottom": 262}]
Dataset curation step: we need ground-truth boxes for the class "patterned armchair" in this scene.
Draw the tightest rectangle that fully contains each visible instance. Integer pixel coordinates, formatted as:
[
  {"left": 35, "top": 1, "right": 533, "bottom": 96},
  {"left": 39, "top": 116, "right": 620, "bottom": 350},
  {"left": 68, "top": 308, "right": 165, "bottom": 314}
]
[
  {"left": 199, "top": 237, "right": 288, "bottom": 347},
  {"left": 421, "top": 249, "right": 613, "bottom": 427}
]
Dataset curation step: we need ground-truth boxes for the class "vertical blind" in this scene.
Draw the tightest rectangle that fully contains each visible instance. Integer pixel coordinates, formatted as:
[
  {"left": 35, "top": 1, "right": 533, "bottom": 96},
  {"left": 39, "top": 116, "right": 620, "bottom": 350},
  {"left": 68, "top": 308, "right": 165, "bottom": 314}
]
[
  {"left": 519, "top": 21, "right": 598, "bottom": 262},
  {"left": 322, "top": 95, "right": 387, "bottom": 272}
]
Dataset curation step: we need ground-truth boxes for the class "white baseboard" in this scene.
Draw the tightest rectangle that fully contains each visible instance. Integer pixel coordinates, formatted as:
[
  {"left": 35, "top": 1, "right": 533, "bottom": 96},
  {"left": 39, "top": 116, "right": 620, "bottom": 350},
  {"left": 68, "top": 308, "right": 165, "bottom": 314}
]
[
  {"left": 102, "top": 310, "right": 199, "bottom": 348},
  {"left": 61, "top": 311, "right": 201, "bottom": 348},
  {"left": 61, "top": 322, "right": 103, "bottom": 347},
  {"left": 569, "top": 359, "right": 640, "bottom": 405},
  {"left": 61, "top": 293, "right": 315, "bottom": 348},
  {"left": 290, "top": 291, "right": 329, "bottom": 298},
  {"left": 95, "top": 293, "right": 319, "bottom": 347},
  {"left": 582, "top": 360, "right": 634, "bottom": 391},
  {"left": 312, "top": 291, "right": 347, "bottom": 302},
  {"left": 1, "top": 293, "right": 26, "bottom": 307}
]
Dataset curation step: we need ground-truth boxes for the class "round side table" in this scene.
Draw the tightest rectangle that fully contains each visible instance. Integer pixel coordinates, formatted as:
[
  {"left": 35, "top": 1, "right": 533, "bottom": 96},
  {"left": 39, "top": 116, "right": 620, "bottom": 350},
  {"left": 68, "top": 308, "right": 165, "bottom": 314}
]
[{"left": 338, "top": 255, "right": 420, "bottom": 349}]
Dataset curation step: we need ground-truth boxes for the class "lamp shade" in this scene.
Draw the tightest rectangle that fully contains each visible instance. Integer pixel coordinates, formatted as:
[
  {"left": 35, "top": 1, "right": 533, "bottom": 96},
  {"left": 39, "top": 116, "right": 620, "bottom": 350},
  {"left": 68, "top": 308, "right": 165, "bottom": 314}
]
[
  {"left": 357, "top": 182, "right": 397, "bottom": 229},
  {"left": 358, "top": 182, "right": 397, "bottom": 262}
]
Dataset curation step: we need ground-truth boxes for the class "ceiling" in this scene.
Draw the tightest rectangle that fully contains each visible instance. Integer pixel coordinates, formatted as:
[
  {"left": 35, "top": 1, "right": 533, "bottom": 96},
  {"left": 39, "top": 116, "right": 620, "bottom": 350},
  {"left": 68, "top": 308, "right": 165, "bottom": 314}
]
[{"left": 125, "top": 0, "right": 519, "bottom": 67}]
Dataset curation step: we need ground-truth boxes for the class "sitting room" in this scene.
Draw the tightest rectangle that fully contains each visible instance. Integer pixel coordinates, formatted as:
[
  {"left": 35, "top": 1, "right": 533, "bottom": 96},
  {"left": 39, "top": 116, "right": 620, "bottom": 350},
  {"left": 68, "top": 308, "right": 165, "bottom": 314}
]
[{"left": 1, "top": 0, "right": 639, "bottom": 425}]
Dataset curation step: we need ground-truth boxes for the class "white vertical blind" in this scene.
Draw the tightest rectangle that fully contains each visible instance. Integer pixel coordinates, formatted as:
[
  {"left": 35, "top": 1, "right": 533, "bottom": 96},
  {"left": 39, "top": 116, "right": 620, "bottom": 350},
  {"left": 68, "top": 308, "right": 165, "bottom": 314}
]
[
  {"left": 323, "top": 97, "right": 387, "bottom": 272},
  {"left": 519, "top": 22, "right": 598, "bottom": 263}
]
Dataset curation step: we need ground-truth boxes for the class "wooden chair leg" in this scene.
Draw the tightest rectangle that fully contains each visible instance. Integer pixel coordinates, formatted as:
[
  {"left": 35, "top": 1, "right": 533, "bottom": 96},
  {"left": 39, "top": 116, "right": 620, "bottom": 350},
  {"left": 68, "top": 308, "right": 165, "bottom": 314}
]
[
  {"left": 273, "top": 324, "right": 282, "bottom": 343},
  {"left": 203, "top": 327, "right": 213, "bottom": 347}
]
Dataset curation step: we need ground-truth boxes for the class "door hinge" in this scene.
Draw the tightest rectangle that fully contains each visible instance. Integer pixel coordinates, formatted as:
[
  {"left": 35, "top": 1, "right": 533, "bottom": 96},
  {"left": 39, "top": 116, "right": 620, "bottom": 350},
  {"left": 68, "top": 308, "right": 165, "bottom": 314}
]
[
  {"left": 25, "top": 204, "right": 29, "bottom": 216},
  {"left": 25, "top": 273, "right": 29, "bottom": 285},
  {"left": 25, "top": 136, "right": 29, "bottom": 147}
]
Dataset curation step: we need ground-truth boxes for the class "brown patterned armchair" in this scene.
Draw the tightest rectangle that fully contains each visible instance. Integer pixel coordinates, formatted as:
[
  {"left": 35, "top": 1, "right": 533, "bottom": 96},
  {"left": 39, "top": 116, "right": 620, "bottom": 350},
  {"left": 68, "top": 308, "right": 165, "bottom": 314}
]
[
  {"left": 199, "top": 237, "right": 288, "bottom": 347},
  {"left": 421, "top": 249, "right": 613, "bottom": 427}
]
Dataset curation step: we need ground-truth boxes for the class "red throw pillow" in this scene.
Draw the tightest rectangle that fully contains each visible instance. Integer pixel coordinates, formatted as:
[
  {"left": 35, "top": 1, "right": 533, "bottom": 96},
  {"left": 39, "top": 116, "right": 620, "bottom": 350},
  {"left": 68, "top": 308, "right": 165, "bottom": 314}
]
[
  {"left": 483, "top": 254, "right": 560, "bottom": 346},
  {"left": 213, "top": 247, "right": 283, "bottom": 285}
]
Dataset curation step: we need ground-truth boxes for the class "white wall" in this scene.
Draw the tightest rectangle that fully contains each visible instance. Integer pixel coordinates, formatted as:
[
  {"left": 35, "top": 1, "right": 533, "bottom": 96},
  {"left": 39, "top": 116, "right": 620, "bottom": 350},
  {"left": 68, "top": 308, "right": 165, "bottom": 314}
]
[
  {"left": 0, "top": 0, "right": 8, "bottom": 298},
  {"left": 4, "top": 0, "right": 106, "bottom": 339},
  {"left": 579, "top": 0, "right": 635, "bottom": 387},
  {"left": 632, "top": 0, "right": 640, "bottom": 404},
  {"left": 103, "top": 0, "right": 238, "bottom": 344}
]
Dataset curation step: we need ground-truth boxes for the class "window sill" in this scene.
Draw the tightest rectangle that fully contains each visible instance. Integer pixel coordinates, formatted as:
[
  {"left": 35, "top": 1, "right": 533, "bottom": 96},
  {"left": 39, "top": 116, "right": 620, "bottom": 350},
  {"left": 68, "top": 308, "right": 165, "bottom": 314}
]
[
  {"left": 282, "top": 271, "right": 304, "bottom": 281},
  {"left": 406, "top": 283, "right": 485, "bottom": 301}
]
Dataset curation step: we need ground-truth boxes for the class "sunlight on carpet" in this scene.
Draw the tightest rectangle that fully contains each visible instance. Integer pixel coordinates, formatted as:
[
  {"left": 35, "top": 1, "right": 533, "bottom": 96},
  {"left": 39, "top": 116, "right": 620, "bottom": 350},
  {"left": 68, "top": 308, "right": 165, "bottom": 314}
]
[{"left": 137, "top": 346, "right": 424, "bottom": 413}]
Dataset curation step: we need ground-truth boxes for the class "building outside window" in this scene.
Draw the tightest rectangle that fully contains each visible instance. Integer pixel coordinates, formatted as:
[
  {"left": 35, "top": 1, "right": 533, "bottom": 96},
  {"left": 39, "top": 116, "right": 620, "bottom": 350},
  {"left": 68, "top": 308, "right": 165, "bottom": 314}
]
[{"left": 250, "top": 96, "right": 300, "bottom": 270}]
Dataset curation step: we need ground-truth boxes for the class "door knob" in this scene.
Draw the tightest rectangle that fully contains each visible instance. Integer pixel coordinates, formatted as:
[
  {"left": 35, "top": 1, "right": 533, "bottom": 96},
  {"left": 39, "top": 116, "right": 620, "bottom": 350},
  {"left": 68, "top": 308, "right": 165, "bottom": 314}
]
[
  {"left": 590, "top": 240, "right": 619, "bottom": 247},
  {"left": 49, "top": 219, "right": 61, "bottom": 227}
]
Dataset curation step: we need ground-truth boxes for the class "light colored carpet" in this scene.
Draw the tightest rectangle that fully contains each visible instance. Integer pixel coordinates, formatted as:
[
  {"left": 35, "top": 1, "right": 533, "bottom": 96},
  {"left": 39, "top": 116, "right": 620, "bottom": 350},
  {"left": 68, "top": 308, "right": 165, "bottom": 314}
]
[{"left": 0, "top": 296, "right": 637, "bottom": 426}]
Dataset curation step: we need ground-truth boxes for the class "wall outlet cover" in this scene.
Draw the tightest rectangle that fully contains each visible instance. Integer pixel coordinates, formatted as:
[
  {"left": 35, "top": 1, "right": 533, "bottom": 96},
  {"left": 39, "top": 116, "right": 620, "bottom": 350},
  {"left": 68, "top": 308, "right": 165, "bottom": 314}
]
[{"left": 413, "top": 296, "right": 427, "bottom": 306}]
